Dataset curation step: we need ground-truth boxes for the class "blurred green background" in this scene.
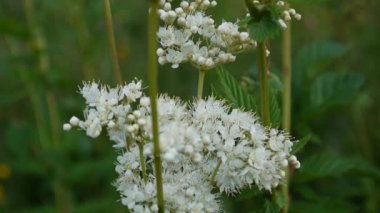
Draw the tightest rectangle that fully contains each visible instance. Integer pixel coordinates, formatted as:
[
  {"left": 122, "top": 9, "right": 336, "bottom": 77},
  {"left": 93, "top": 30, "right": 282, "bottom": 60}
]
[{"left": 1, "top": 0, "right": 380, "bottom": 212}]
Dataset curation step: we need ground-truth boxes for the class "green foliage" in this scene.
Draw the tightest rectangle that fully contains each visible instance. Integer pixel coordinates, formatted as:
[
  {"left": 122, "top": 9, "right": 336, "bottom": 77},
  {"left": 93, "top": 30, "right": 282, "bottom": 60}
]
[
  {"left": 243, "top": 0, "right": 282, "bottom": 42},
  {"left": 291, "top": 199, "right": 357, "bottom": 213},
  {"left": 269, "top": 89, "right": 281, "bottom": 127},
  {"left": 0, "top": 16, "right": 29, "bottom": 39},
  {"left": 309, "top": 72, "right": 364, "bottom": 109},
  {"left": 215, "top": 67, "right": 257, "bottom": 111},
  {"left": 234, "top": 186, "right": 263, "bottom": 202},
  {"left": 293, "top": 41, "right": 349, "bottom": 80},
  {"left": 292, "top": 41, "right": 364, "bottom": 122},
  {"left": 1, "top": 0, "right": 380, "bottom": 212},
  {"left": 248, "top": 16, "right": 281, "bottom": 42},
  {"left": 291, "top": 135, "right": 311, "bottom": 155},
  {"left": 295, "top": 153, "right": 380, "bottom": 182}
]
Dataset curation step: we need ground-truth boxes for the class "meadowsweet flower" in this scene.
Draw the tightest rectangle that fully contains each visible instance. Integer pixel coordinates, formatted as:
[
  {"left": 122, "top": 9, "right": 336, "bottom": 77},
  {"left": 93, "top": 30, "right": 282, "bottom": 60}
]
[
  {"left": 156, "top": 0, "right": 256, "bottom": 70},
  {"left": 65, "top": 79, "right": 301, "bottom": 210}
]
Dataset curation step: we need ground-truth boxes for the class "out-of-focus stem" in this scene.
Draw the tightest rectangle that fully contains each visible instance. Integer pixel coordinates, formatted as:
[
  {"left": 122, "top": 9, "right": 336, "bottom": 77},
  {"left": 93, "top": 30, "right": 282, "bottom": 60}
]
[
  {"left": 24, "top": 0, "right": 61, "bottom": 149},
  {"left": 24, "top": 1, "right": 71, "bottom": 212},
  {"left": 71, "top": 0, "right": 95, "bottom": 80},
  {"left": 281, "top": 4, "right": 292, "bottom": 213},
  {"left": 257, "top": 42, "right": 270, "bottom": 126},
  {"left": 148, "top": 0, "right": 165, "bottom": 212},
  {"left": 103, "top": 0, "right": 123, "bottom": 84},
  {"left": 138, "top": 143, "right": 148, "bottom": 184},
  {"left": 197, "top": 70, "right": 206, "bottom": 100}
]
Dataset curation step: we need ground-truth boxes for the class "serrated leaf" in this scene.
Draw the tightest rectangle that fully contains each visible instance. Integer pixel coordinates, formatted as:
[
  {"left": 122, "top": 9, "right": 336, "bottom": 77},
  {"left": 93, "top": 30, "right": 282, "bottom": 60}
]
[
  {"left": 269, "top": 92, "right": 281, "bottom": 127},
  {"left": 249, "top": 17, "right": 281, "bottom": 42},
  {"left": 291, "top": 135, "right": 311, "bottom": 155},
  {"left": 215, "top": 67, "right": 257, "bottom": 111},
  {"left": 294, "top": 41, "right": 349, "bottom": 80},
  {"left": 309, "top": 72, "right": 364, "bottom": 109},
  {"left": 269, "top": 73, "right": 284, "bottom": 93},
  {"left": 295, "top": 153, "right": 380, "bottom": 182}
]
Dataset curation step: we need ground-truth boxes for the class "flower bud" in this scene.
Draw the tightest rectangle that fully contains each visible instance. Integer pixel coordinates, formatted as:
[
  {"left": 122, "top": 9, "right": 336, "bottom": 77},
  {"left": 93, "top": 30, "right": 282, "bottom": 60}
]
[
  {"left": 127, "top": 114, "right": 135, "bottom": 122},
  {"left": 70, "top": 116, "right": 80, "bottom": 126},
  {"left": 140, "top": 97, "right": 150, "bottom": 107},
  {"left": 133, "top": 110, "right": 141, "bottom": 118},
  {"left": 63, "top": 123, "right": 71, "bottom": 131}
]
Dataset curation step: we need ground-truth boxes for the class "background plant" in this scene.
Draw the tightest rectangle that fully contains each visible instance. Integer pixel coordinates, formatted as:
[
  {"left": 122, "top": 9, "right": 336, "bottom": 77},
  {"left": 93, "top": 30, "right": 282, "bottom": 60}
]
[{"left": 1, "top": 0, "right": 380, "bottom": 212}]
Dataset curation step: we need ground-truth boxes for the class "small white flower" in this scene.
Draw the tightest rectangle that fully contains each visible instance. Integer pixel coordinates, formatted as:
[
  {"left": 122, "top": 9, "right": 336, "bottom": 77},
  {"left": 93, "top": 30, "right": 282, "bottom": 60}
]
[
  {"left": 69, "top": 116, "right": 80, "bottom": 126},
  {"left": 63, "top": 123, "right": 71, "bottom": 131}
]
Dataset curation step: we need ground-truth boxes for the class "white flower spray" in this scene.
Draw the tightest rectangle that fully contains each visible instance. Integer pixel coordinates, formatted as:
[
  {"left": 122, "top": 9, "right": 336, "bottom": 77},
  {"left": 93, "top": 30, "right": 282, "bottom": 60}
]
[
  {"left": 64, "top": 0, "right": 303, "bottom": 212},
  {"left": 157, "top": 0, "right": 256, "bottom": 70},
  {"left": 64, "top": 80, "right": 300, "bottom": 212}
]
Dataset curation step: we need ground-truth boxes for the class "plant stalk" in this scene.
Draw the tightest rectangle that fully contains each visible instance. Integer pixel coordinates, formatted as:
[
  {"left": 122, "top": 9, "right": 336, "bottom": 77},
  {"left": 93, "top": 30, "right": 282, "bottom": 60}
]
[
  {"left": 138, "top": 143, "right": 148, "bottom": 184},
  {"left": 257, "top": 42, "right": 270, "bottom": 126},
  {"left": 210, "top": 160, "right": 222, "bottom": 184},
  {"left": 103, "top": 0, "right": 123, "bottom": 84},
  {"left": 281, "top": 4, "right": 292, "bottom": 212},
  {"left": 197, "top": 70, "right": 206, "bottom": 100},
  {"left": 148, "top": 0, "right": 165, "bottom": 212},
  {"left": 24, "top": 1, "right": 71, "bottom": 212}
]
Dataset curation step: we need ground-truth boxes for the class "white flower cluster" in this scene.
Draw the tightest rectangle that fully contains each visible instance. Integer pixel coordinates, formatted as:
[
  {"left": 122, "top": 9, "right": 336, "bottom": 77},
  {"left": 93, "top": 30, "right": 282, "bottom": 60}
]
[
  {"left": 276, "top": 1, "right": 302, "bottom": 29},
  {"left": 246, "top": 1, "right": 302, "bottom": 30},
  {"left": 156, "top": 0, "right": 256, "bottom": 70},
  {"left": 64, "top": 80, "right": 300, "bottom": 212}
]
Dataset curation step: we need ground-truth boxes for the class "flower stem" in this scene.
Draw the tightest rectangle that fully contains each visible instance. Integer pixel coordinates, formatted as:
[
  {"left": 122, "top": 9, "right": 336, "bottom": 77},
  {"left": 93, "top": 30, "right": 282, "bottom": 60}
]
[
  {"left": 103, "top": 0, "right": 123, "bottom": 84},
  {"left": 281, "top": 4, "right": 292, "bottom": 212},
  {"left": 138, "top": 143, "right": 148, "bottom": 184},
  {"left": 148, "top": 0, "right": 165, "bottom": 212},
  {"left": 197, "top": 70, "right": 206, "bottom": 100},
  {"left": 257, "top": 42, "right": 270, "bottom": 126},
  {"left": 210, "top": 160, "right": 222, "bottom": 184}
]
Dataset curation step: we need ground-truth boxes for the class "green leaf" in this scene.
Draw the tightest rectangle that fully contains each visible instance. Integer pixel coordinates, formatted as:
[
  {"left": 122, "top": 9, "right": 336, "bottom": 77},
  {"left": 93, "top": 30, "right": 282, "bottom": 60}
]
[
  {"left": 235, "top": 186, "right": 263, "bottom": 201},
  {"left": 294, "top": 41, "right": 349, "bottom": 73},
  {"left": 269, "top": 73, "right": 284, "bottom": 93},
  {"left": 248, "top": 16, "right": 281, "bottom": 42},
  {"left": 295, "top": 153, "right": 380, "bottom": 182},
  {"left": 309, "top": 72, "right": 364, "bottom": 109},
  {"left": 262, "top": 193, "right": 286, "bottom": 213},
  {"left": 215, "top": 67, "right": 257, "bottom": 111},
  {"left": 291, "top": 135, "right": 311, "bottom": 155},
  {"left": 269, "top": 91, "right": 281, "bottom": 127},
  {"left": 291, "top": 199, "right": 357, "bottom": 213}
]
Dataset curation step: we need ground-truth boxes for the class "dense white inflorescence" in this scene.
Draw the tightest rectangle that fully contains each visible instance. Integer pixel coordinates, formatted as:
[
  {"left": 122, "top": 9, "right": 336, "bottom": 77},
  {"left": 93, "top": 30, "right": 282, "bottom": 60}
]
[
  {"left": 64, "top": 80, "right": 301, "bottom": 212},
  {"left": 156, "top": 0, "right": 256, "bottom": 70}
]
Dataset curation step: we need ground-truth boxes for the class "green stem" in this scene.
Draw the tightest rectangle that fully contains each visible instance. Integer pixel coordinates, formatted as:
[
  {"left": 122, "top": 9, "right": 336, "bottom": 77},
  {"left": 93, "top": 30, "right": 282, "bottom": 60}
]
[
  {"left": 71, "top": 0, "right": 95, "bottom": 80},
  {"left": 148, "top": 0, "right": 165, "bottom": 212},
  {"left": 282, "top": 15, "right": 292, "bottom": 132},
  {"left": 197, "top": 70, "right": 206, "bottom": 100},
  {"left": 257, "top": 42, "right": 270, "bottom": 126},
  {"left": 281, "top": 4, "right": 292, "bottom": 212},
  {"left": 103, "top": 0, "right": 123, "bottom": 84},
  {"left": 210, "top": 160, "right": 222, "bottom": 184},
  {"left": 138, "top": 143, "right": 148, "bottom": 184}
]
